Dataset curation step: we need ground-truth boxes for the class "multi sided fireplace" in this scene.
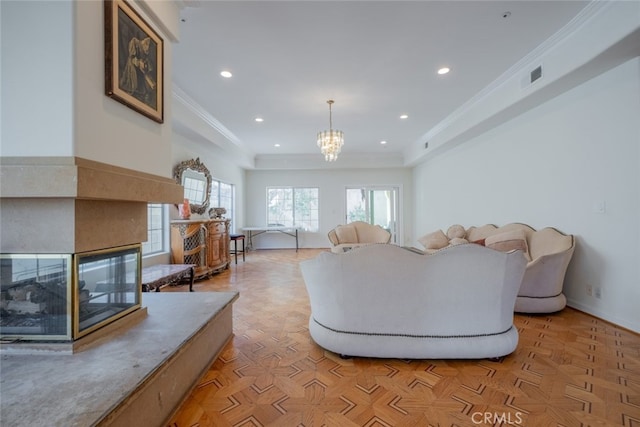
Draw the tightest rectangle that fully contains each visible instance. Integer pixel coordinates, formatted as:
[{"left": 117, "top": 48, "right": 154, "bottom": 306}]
[
  {"left": 0, "top": 157, "right": 184, "bottom": 345},
  {"left": 0, "top": 245, "right": 142, "bottom": 341}
]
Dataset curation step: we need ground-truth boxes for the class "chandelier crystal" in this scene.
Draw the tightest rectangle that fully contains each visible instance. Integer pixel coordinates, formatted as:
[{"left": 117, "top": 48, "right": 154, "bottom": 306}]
[{"left": 317, "top": 100, "right": 344, "bottom": 162}]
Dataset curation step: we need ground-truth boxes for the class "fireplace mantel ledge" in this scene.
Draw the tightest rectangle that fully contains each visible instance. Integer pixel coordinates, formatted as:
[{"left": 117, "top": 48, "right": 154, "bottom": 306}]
[{"left": 0, "top": 156, "right": 183, "bottom": 204}]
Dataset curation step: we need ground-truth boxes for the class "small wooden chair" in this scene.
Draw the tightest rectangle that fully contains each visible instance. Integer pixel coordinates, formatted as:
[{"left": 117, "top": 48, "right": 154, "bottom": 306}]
[{"left": 230, "top": 234, "right": 245, "bottom": 264}]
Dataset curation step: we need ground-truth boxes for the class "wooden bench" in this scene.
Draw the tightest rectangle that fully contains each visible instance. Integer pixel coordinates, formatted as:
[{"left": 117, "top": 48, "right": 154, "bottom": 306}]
[{"left": 142, "top": 264, "right": 196, "bottom": 292}]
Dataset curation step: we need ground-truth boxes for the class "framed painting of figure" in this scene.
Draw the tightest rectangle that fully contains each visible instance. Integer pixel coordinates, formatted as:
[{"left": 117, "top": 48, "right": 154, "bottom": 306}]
[{"left": 104, "top": 0, "right": 164, "bottom": 123}]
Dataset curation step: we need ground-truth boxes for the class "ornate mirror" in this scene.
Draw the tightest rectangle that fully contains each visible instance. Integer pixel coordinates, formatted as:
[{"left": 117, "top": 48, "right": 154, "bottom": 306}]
[{"left": 173, "top": 158, "right": 212, "bottom": 215}]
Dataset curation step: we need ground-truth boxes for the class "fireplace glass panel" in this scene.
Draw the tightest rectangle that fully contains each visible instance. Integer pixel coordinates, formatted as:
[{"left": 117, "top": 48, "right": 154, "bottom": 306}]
[
  {"left": 75, "top": 245, "right": 141, "bottom": 338},
  {"left": 0, "top": 254, "right": 72, "bottom": 341}
]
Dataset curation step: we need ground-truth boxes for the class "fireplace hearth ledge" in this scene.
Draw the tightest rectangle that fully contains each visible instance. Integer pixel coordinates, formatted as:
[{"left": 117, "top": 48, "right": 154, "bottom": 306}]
[{"left": 0, "top": 291, "right": 239, "bottom": 427}]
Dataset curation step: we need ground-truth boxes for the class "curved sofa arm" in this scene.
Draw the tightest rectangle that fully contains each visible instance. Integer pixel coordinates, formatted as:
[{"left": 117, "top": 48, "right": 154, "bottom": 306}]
[
  {"left": 520, "top": 244, "right": 575, "bottom": 298},
  {"left": 327, "top": 229, "right": 339, "bottom": 246}
]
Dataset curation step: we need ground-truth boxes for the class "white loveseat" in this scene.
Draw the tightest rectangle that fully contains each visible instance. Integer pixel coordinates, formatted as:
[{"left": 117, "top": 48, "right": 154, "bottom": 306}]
[
  {"left": 327, "top": 221, "right": 391, "bottom": 253},
  {"left": 418, "top": 223, "right": 575, "bottom": 314},
  {"left": 300, "top": 243, "right": 527, "bottom": 359}
]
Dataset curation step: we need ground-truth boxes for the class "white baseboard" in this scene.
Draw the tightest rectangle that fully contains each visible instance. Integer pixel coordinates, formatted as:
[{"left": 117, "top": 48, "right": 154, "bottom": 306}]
[{"left": 566, "top": 299, "right": 640, "bottom": 333}]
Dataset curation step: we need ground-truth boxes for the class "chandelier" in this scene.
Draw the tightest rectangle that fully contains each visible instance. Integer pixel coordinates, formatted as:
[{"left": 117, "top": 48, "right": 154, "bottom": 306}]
[{"left": 317, "top": 100, "right": 344, "bottom": 162}]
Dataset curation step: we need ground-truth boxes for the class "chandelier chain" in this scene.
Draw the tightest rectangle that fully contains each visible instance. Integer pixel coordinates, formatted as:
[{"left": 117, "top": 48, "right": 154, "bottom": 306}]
[{"left": 328, "top": 100, "right": 334, "bottom": 130}]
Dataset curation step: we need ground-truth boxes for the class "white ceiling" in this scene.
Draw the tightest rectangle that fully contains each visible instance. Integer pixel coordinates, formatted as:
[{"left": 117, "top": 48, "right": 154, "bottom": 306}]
[{"left": 172, "top": 1, "right": 590, "bottom": 162}]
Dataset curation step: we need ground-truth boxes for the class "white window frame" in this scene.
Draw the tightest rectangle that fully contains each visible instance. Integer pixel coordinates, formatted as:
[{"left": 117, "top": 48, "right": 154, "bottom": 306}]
[
  {"left": 210, "top": 179, "right": 235, "bottom": 231},
  {"left": 142, "top": 203, "right": 167, "bottom": 256},
  {"left": 266, "top": 186, "right": 319, "bottom": 232}
]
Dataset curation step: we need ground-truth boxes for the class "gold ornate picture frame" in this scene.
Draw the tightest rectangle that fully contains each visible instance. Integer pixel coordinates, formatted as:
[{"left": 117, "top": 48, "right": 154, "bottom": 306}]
[{"left": 104, "top": 0, "right": 164, "bottom": 123}]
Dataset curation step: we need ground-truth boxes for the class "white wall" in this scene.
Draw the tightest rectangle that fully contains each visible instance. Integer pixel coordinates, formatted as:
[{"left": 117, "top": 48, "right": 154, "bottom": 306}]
[
  {"left": 74, "top": 0, "right": 175, "bottom": 177},
  {"left": 413, "top": 58, "right": 640, "bottom": 332},
  {"left": 1, "top": 1, "right": 74, "bottom": 156},
  {"left": 1, "top": 1, "right": 177, "bottom": 177},
  {"left": 246, "top": 168, "right": 413, "bottom": 249}
]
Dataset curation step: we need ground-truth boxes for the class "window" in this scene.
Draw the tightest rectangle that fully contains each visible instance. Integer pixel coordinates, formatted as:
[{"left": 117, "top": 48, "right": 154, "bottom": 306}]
[
  {"left": 219, "top": 182, "right": 234, "bottom": 221},
  {"left": 345, "top": 186, "right": 399, "bottom": 243},
  {"left": 211, "top": 180, "right": 235, "bottom": 230},
  {"left": 142, "top": 203, "right": 165, "bottom": 255},
  {"left": 267, "top": 187, "right": 319, "bottom": 232}
]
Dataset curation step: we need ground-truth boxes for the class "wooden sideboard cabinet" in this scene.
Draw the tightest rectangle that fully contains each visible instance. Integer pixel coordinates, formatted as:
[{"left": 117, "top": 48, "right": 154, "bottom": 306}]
[{"left": 170, "top": 219, "right": 230, "bottom": 280}]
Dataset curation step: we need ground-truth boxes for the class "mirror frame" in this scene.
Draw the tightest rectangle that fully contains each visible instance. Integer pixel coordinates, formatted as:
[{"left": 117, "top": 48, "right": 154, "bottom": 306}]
[{"left": 173, "top": 157, "right": 212, "bottom": 215}]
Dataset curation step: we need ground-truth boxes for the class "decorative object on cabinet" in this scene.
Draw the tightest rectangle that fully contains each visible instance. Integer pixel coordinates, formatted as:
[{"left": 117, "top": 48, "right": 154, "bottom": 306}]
[
  {"left": 209, "top": 207, "right": 226, "bottom": 219},
  {"left": 104, "top": 0, "right": 164, "bottom": 123},
  {"left": 179, "top": 198, "right": 191, "bottom": 219},
  {"left": 173, "top": 158, "right": 212, "bottom": 215},
  {"left": 170, "top": 219, "right": 230, "bottom": 280}
]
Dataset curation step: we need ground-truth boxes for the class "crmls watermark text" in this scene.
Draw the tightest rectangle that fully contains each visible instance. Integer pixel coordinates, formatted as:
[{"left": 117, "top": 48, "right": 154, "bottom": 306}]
[{"left": 471, "top": 411, "right": 524, "bottom": 425}]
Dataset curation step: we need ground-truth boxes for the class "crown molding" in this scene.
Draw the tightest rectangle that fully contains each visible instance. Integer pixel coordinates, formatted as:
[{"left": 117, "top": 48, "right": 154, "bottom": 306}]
[
  {"left": 136, "top": 0, "right": 181, "bottom": 43},
  {"left": 254, "top": 152, "right": 405, "bottom": 170},
  {"left": 171, "top": 84, "right": 256, "bottom": 169},
  {"left": 172, "top": 84, "right": 244, "bottom": 147}
]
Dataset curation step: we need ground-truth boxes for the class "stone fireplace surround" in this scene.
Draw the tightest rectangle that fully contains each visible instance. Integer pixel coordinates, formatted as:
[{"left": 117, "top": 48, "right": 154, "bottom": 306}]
[
  {"left": 0, "top": 156, "right": 185, "bottom": 344},
  {"left": 0, "top": 157, "right": 239, "bottom": 425},
  {"left": 0, "top": 156, "right": 184, "bottom": 254}
]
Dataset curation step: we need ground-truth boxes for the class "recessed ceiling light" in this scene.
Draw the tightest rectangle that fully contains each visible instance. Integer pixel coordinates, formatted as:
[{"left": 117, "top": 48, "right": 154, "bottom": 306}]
[
  {"left": 274, "top": 144, "right": 280, "bottom": 147},
  {"left": 220, "top": 70, "right": 232, "bottom": 78},
  {"left": 437, "top": 67, "right": 450, "bottom": 75},
  {"left": 255, "top": 117, "right": 264, "bottom": 122},
  {"left": 400, "top": 114, "right": 408, "bottom": 120},
  {"left": 380, "top": 140, "right": 387, "bottom": 145}
]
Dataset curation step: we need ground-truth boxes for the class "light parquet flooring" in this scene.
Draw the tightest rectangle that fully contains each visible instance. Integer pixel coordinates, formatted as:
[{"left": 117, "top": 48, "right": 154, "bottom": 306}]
[{"left": 166, "top": 249, "right": 640, "bottom": 427}]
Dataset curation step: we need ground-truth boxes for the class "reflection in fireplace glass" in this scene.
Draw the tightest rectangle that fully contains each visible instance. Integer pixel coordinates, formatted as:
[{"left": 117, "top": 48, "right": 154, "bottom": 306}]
[
  {"left": 0, "top": 254, "right": 72, "bottom": 340},
  {"left": 76, "top": 245, "right": 141, "bottom": 338}
]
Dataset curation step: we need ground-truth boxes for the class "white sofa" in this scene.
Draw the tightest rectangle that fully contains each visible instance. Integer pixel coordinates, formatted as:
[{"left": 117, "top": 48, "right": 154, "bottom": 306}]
[
  {"left": 327, "top": 221, "right": 391, "bottom": 253},
  {"left": 419, "top": 223, "right": 575, "bottom": 314},
  {"left": 300, "top": 243, "right": 527, "bottom": 359}
]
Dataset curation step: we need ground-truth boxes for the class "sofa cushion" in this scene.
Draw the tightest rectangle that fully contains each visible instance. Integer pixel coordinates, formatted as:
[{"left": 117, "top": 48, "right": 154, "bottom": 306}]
[
  {"left": 446, "top": 224, "right": 466, "bottom": 240},
  {"left": 466, "top": 224, "right": 498, "bottom": 242},
  {"left": 335, "top": 225, "right": 358, "bottom": 244},
  {"left": 486, "top": 230, "right": 530, "bottom": 260},
  {"left": 418, "top": 229, "right": 449, "bottom": 250}
]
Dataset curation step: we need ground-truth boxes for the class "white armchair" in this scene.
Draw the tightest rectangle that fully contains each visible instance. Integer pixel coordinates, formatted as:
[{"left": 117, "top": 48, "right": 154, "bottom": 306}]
[{"left": 327, "top": 221, "right": 391, "bottom": 253}]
